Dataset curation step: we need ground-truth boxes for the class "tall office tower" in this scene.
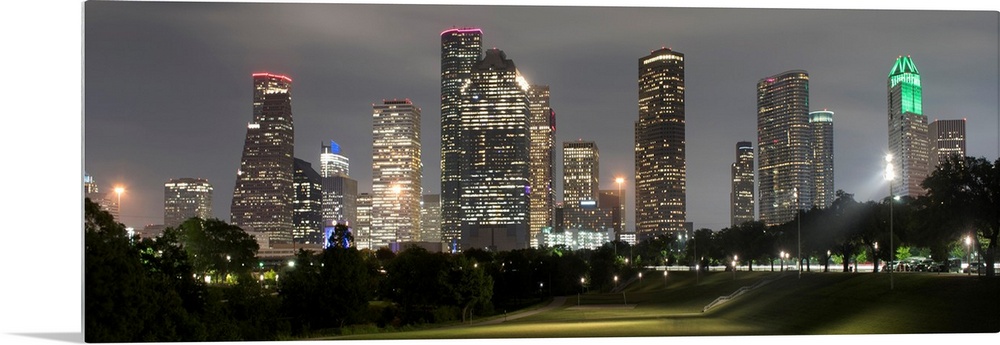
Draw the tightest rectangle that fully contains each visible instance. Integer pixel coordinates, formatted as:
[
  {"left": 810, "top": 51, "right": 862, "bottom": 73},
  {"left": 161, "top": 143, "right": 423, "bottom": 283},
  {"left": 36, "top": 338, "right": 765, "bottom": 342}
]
[
  {"left": 635, "top": 47, "right": 686, "bottom": 240},
  {"left": 84, "top": 172, "right": 98, "bottom": 194},
  {"left": 371, "top": 99, "right": 423, "bottom": 249},
  {"left": 421, "top": 194, "right": 442, "bottom": 243},
  {"left": 84, "top": 173, "right": 119, "bottom": 221},
  {"left": 163, "top": 178, "right": 213, "bottom": 228},
  {"left": 459, "top": 48, "right": 531, "bottom": 251},
  {"left": 887, "top": 56, "right": 930, "bottom": 198},
  {"left": 599, "top": 189, "right": 622, "bottom": 236},
  {"left": 354, "top": 193, "right": 372, "bottom": 250},
  {"left": 440, "top": 27, "right": 483, "bottom": 251},
  {"left": 554, "top": 202, "right": 565, "bottom": 231},
  {"left": 928, "top": 119, "right": 966, "bottom": 169},
  {"left": 320, "top": 141, "right": 357, "bottom": 226},
  {"left": 809, "top": 110, "right": 835, "bottom": 209},
  {"left": 757, "top": 70, "right": 812, "bottom": 226},
  {"left": 563, "top": 140, "right": 601, "bottom": 231},
  {"left": 320, "top": 140, "right": 350, "bottom": 176},
  {"left": 231, "top": 72, "right": 295, "bottom": 243},
  {"left": 292, "top": 159, "right": 323, "bottom": 244},
  {"left": 528, "top": 85, "right": 556, "bottom": 248},
  {"left": 730, "top": 141, "right": 755, "bottom": 226}
]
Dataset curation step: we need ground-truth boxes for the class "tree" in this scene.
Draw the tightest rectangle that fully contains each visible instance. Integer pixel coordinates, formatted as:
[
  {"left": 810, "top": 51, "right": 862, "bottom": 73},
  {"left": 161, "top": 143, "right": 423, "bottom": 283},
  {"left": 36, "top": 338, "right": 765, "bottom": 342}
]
[
  {"left": 448, "top": 255, "right": 493, "bottom": 322},
  {"left": 85, "top": 198, "right": 206, "bottom": 342},
  {"left": 169, "top": 218, "right": 260, "bottom": 281},
  {"left": 921, "top": 156, "right": 1000, "bottom": 277},
  {"left": 279, "top": 247, "right": 374, "bottom": 333}
]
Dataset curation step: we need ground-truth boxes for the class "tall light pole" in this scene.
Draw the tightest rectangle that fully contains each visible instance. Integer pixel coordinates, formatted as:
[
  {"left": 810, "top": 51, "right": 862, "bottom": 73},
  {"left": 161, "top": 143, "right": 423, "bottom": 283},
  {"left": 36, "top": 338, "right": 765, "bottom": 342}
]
[
  {"left": 794, "top": 187, "right": 801, "bottom": 279},
  {"left": 884, "top": 154, "right": 895, "bottom": 290},
  {"left": 965, "top": 235, "right": 972, "bottom": 276},
  {"left": 113, "top": 186, "right": 125, "bottom": 221},
  {"left": 616, "top": 177, "right": 625, "bottom": 242}
]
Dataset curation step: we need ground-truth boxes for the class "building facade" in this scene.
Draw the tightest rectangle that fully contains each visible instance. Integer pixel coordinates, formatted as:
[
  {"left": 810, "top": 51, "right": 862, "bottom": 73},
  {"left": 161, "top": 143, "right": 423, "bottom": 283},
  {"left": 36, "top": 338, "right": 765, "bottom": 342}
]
[
  {"left": 292, "top": 159, "right": 323, "bottom": 244},
  {"left": 231, "top": 72, "right": 295, "bottom": 243},
  {"left": 421, "top": 194, "right": 442, "bottom": 243},
  {"left": 528, "top": 85, "right": 556, "bottom": 248},
  {"left": 809, "top": 110, "right": 834, "bottom": 209},
  {"left": 440, "top": 27, "right": 484, "bottom": 252},
  {"left": 371, "top": 99, "right": 422, "bottom": 249},
  {"left": 458, "top": 48, "right": 531, "bottom": 251},
  {"left": 163, "top": 178, "right": 213, "bottom": 228},
  {"left": 887, "top": 56, "right": 930, "bottom": 198},
  {"left": 928, "top": 118, "right": 966, "bottom": 169},
  {"left": 757, "top": 70, "right": 812, "bottom": 226},
  {"left": 355, "top": 193, "right": 372, "bottom": 250},
  {"left": 563, "top": 140, "right": 603, "bottom": 232},
  {"left": 730, "top": 141, "right": 754, "bottom": 226},
  {"left": 320, "top": 140, "right": 357, "bottom": 227},
  {"left": 635, "top": 47, "right": 686, "bottom": 240}
]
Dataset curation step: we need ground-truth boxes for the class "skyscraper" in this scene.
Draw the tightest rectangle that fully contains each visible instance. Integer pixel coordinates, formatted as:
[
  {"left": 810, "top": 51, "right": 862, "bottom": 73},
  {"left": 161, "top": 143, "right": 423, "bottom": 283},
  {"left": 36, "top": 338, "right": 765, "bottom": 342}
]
[
  {"left": 355, "top": 193, "right": 372, "bottom": 250},
  {"left": 635, "top": 47, "right": 686, "bottom": 240},
  {"left": 809, "top": 110, "right": 834, "bottom": 209},
  {"left": 292, "top": 159, "right": 323, "bottom": 244},
  {"left": 563, "top": 140, "right": 601, "bottom": 231},
  {"left": 163, "top": 178, "right": 213, "bottom": 228},
  {"left": 459, "top": 48, "right": 531, "bottom": 251},
  {"left": 887, "top": 55, "right": 930, "bottom": 198},
  {"left": 320, "top": 141, "right": 357, "bottom": 227},
  {"left": 231, "top": 72, "right": 295, "bottom": 243},
  {"left": 757, "top": 70, "right": 811, "bottom": 226},
  {"left": 928, "top": 119, "right": 966, "bottom": 169},
  {"left": 528, "top": 85, "right": 556, "bottom": 248},
  {"left": 731, "top": 141, "right": 754, "bottom": 226},
  {"left": 421, "top": 194, "right": 442, "bottom": 243},
  {"left": 371, "top": 99, "right": 422, "bottom": 249},
  {"left": 440, "top": 27, "right": 483, "bottom": 251}
]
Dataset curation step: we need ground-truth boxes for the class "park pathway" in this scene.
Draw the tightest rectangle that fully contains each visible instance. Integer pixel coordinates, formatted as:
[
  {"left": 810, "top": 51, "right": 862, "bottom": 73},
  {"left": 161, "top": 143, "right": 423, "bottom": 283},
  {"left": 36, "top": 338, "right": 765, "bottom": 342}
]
[{"left": 455, "top": 296, "right": 568, "bottom": 328}]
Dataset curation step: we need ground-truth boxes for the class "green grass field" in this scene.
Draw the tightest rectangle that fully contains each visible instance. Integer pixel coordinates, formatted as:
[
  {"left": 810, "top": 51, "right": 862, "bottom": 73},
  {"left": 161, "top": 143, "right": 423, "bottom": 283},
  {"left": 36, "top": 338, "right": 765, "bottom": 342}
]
[{"left": 332, "top": 271, "right": 999, "bottom": 339}]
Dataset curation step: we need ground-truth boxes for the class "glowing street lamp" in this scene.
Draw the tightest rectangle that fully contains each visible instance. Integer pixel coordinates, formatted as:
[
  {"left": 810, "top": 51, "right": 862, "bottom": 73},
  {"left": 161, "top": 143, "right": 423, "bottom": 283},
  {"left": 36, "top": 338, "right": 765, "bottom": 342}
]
[
  {"left": 794, "top": 187, "right": 801, "bottom": 279},
  {"left": 965, "top": 235, "right": 972, "bottom": 276},
  {"left": 663, "top": 270, "right": 668, "bottom": 287},
  {"left": 616, "top": 177, "right": 625, "bottom": 240},
  {"left": 113, "top": 186, "right": 125, "bottom": 220},
  {"left": 884, "top": 154, "right": 895, "bottom": 290},
  {"left": 780, "top": 251, "right": 785, "bottom": 271}
]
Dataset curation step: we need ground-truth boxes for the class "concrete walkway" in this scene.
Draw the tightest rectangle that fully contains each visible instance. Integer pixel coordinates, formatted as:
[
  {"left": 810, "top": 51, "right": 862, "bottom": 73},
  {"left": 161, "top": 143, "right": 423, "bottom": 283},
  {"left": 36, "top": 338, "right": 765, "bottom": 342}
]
[{"left": 460, "top": 296, "right": 568, "bottom": 327}]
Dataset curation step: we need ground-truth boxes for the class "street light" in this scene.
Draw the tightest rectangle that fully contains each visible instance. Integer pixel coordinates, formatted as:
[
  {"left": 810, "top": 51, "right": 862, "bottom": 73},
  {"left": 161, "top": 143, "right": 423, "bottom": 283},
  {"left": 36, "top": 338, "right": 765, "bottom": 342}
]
[
  {"left": 794, "top": 187, "right": 801, "bottom": 279},
  {"left": 113, "top": 186, "right": 125, "bottom": 220},
  {"left": 965, "top": 235, "right": 972, "bottom": 276},
  {"left": 614, "top": 275, "right": 618, "bottom": 289},
  {"left": 780, "top": 251, "right": 785, "bottom": 271},
  {"left": 663, "top": 270, "right": 668, "bottom": 287},
  {"left": 884, "top": 153, "right": 895, "bottom": 290},
  {"left": 638, "top": 272, "right": 643, "bottom": 284},
  {"left": 616, "top": 177, "right": 625, "bottom": 241}
]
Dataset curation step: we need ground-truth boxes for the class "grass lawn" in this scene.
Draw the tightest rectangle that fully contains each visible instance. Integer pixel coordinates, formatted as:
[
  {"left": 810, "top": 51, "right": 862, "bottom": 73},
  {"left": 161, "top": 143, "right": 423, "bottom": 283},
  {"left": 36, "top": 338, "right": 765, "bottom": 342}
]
[{"left": 332, "top": 270, "right": 999, "bottom": 339}]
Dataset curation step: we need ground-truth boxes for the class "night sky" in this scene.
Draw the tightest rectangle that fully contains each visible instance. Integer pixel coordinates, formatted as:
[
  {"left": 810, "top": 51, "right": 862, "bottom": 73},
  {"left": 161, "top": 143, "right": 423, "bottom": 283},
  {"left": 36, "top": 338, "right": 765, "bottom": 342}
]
[{"left": 83, "top": 2, "right": 999, "bottom": 232}]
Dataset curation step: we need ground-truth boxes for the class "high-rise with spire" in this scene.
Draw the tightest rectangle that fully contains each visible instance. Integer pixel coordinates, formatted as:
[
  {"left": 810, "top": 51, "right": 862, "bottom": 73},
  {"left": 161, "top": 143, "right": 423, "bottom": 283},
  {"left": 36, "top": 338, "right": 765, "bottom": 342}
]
[
  {"left": 528, "top": 85, "right": 555, "bottom": 248},
  {"left": 440, "top": 27, "right": 483, "bottom": 251},
  {"left": 231, "top": 72, "right": 294, "bottom": 243},
  {"left": 635, "top": 47, "right": 686, "bottom": 240},
  {"left": 757, "top": 70, "right": 811, "bottom": 226},
  {"left": 887, "top": 55, "right": 930, "bottom": 198}
]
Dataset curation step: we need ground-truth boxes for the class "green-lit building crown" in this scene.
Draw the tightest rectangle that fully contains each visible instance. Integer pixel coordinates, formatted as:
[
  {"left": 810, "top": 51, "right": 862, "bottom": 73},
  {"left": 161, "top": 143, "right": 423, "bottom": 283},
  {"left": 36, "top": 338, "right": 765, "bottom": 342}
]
[{"left": 889, "top": 55, "right": 922, "bottom": 115}]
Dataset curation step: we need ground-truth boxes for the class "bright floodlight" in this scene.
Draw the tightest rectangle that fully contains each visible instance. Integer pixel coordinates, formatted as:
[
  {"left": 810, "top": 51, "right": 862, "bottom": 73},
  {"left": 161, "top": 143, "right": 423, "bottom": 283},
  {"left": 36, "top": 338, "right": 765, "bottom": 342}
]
[
  {"left": 615, "top": 177, "right": 625, "bottom": 184},
  {"left": 114, "top": 186, "right": 125, "bottom": 195},
  {"left": 966, "top": 236, "right": 972, "bottom": 245},
  {"left": 884, "top": 154, "right": 896, "bottom": 181},
  {"left": 391, "top": 184, "right": 402, "bottom": 194}
]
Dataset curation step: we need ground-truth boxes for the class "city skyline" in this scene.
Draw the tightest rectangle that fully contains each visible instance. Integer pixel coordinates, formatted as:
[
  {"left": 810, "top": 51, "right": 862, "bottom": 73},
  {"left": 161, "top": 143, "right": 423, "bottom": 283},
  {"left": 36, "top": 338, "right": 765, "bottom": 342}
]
[{"left": 84, "top": 3, "right": 999, "bottom": 232}]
